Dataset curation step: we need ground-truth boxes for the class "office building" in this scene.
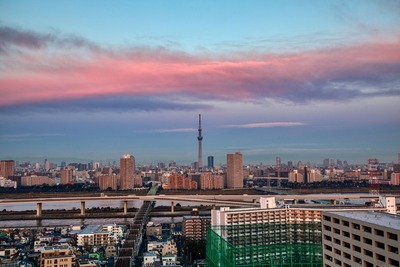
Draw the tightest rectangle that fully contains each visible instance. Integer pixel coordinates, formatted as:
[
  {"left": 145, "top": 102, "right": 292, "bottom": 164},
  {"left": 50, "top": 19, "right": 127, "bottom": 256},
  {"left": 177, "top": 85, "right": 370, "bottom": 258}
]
[
  {"left": 226, "top": 152, "right": 243, "bottom": 189},
  {"left": 60, "top": 167, "right": 73, "bottom": 184},
  {"left": 120, "top": 154, "right": 135, "bottom": 190},
  {"left": 207, "top": 155, "right": 214, "bottom": 169},
  {"left": 322, "top": 211, "right": 400, "bottom": 267},
  {"left": 0, "top": 160, "right": 15, "bottom": 179}
]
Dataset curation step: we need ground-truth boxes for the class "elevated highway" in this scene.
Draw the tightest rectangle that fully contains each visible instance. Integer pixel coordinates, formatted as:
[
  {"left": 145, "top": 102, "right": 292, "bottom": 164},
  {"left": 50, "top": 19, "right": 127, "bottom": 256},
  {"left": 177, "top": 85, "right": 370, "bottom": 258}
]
[{"left": 1, "top": 193, "right": 398, "bottom": 217}]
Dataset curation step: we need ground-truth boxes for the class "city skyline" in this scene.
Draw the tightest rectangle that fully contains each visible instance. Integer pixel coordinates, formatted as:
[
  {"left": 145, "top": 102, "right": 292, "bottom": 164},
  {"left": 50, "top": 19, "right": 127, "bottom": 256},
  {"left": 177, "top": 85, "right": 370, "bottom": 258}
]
[{"left": 1, "top": 1, "right": 399, "bottom": 165}]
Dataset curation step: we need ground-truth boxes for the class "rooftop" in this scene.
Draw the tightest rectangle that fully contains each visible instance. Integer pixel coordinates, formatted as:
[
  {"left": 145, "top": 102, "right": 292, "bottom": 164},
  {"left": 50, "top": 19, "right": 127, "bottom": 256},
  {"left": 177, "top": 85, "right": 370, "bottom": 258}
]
[{"left": 325, "top": 211, "right": 400, "bottom": 231}]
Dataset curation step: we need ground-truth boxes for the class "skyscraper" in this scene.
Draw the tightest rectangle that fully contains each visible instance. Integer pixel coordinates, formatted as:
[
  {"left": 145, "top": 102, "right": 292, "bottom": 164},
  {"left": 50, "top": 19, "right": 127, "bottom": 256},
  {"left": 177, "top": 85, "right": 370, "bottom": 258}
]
[
  {"left": 120, "top": 154, "right": 135, "bottom": 190},
  {"left": 226, "top": 152, "right": 243, "bottom": 189},
  {"left": 207, "top": 156, "right": 214, "bottom": 169},
  {"left": 0, "top": 160, "right": 15, "bottom": 179},
  {"left": 197, "top": 114, "right": 203, "bottom": 169}
]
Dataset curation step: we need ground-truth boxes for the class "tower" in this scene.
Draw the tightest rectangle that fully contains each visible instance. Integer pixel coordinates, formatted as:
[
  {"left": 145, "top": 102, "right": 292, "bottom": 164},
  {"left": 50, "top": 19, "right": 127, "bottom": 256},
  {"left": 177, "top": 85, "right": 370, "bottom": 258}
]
[
  {"left": 0, "top": 160, "right": 15, "bottom": 179},
  {"left": 197, "top": 114, "right": 203, "bottom": 169},
  {"left": 227, "top": 152, "right": 243, "bottom": 188},
  {"left": 120, "top": 154, "right": 135, "bottom": 190},
  {"left": 60, "top": 167, "right": 73, "bottom": 184}
]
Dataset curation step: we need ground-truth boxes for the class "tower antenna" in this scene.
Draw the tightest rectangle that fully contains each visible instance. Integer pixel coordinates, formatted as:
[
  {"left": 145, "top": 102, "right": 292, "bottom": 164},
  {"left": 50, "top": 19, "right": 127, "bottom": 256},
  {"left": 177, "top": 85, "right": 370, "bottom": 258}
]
[{"left": 197, "top": 114, "right": 203, "bottom": 169}]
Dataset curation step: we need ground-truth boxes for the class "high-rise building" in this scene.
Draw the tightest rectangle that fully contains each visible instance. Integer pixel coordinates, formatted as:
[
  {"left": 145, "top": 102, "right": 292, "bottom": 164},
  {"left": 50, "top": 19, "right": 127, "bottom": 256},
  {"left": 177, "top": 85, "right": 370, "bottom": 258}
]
[
  {"left": 183, "top": 215, "right": 211, "bottom": 241},
  {"left": 44, "top": 158, "right": 50, "bottom": 171},
  {"left": 120, "top": 154, "right": 135, "bottom": 190},
  {"left": 276, "top": 156, "right": 281, "bottom": 168},
  {"left": 60, "top": 167, "right": 73, "bottom": 184},
  {"left": 207, "top": 155, "right": 214, "bottom": 169},
  {"left": 197, "top": 114, "right": 203, "bottom": 169},
  {"left": 322, "top": 211, "right": 400, "bottom": 267},
  {"left": 226, "top": 152, "right": 243, "bottom": 189},
  {"left": 0, "top": 160, "right": 15, "bottom": 179}
]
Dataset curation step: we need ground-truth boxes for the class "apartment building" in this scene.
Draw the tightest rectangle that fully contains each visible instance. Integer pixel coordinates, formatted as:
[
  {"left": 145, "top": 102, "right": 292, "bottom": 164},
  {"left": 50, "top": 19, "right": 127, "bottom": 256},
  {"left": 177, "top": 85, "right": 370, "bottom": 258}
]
[
  {"left": 322, "top": 211, "right": 400, "bottom": 267},
  {"left": 182, "top": 215, "right": 211, "bottom": 241},
  {"left": 39, "top": 245, "right": 76, "bottom": 267}
]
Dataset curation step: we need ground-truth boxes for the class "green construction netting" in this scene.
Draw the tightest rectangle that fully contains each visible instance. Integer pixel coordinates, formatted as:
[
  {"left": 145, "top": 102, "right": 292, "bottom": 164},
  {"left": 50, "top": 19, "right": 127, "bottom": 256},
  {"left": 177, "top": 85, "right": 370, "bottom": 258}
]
[{"left": 206, "top": 222, "right": 322, "bottom": 267}]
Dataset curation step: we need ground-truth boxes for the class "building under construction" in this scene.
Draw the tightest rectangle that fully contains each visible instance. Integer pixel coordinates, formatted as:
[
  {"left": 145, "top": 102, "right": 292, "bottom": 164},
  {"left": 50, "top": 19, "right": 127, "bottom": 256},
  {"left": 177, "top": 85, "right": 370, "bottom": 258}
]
[
  {"left": 206, "top": 221, "right": 322, "bottom": 267},
  {"left": 206, "top": 196, "right": 396, "bottom": 267}
]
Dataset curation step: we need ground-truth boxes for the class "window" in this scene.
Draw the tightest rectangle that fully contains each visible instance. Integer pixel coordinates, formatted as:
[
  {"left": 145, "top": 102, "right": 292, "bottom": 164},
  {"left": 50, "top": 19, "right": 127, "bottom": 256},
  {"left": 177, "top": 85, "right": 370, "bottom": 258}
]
[
  {"left": 343, "top": 231, "right": 350, "bottom": 238},
  {"left": 387, "top": 232, "right": 398, "bottom": 241},
  {"left": 352, "top": 245, "right": 361, "bottom": 253},
  {"left": 334, "top": 238, "right": 341, "bottom": 245},
  {"left": 325, "top": 255, "right": 332, "bottom": 262},
  {"left": 324, "top": 225, "right": 331, "bottom": 231},
  {"left": 353, "top": 256, "right": 362, "bottom": 264},
  {"left": 364, "top": 261, "right": 373, "bottom": 267},
  {"left": 375, "top": 241, "right": 385, "bottom": 249},
  {"left": 389, "top": 258, "right": 399, "bottom": 267},
  {"left": 333, "top": 218, "right": 340, "bottom": 224},
  {"left": 324, "top": 244, "right": 332, "bottom": 251},
  {"left": 334, "top": 248, "right": 341, "bottom": 255},
  {"left": 352, "top": 234, "right": 360, "bottom": 241},
  {"left": 363, "top": 249, "right": 373, "bottom": 257},
  {"left": 362, "top": 226, "right": 372, "bottom": 233},
  {"left": 363, "top": 237, "right": 372, "bottom": 245},
  {"left": 374, "top": 229, "right": 384, "bottom": 236},
  {"left": 344, "top": 252, "right": 351, "bottom": 259},
  {"left": 334, "top": 228, "right": 340, "bottom": 234},
  {"left": 343, "top": 241, "right": 350, "bottom": 248},
  {"left": 324, "top": 215, "right": 331, "bottom": 221},
  {"left": 342, "top": 220, "right": 349, "bottom": 227},
  {"left": 324, "top": 234, "right": 332, "bottom": 241},
  {"left": 352, "top": 223, "right": 360, "bottom": 230},
  {"left": 335, "top": 259, "right": 342, "bottom": 265},
  {"left": 388, "top": 245, "right": 398, "bottom": 254},
  {"left": 376, "top": 253, "right": 385, "bottom": 262}
]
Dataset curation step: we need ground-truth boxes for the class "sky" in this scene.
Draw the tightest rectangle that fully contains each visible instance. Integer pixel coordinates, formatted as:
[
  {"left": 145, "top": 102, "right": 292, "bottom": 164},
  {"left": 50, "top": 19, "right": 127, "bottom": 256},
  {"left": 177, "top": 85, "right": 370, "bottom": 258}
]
[{"left": 0, "top": 0, "right": 400, "bottom": 166}]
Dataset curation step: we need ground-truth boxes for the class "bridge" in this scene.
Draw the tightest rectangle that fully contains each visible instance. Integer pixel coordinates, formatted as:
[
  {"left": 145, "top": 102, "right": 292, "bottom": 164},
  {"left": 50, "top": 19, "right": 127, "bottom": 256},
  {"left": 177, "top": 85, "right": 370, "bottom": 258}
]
[{"left": 1, "top": 193, "right": 397, "bottom": 217}]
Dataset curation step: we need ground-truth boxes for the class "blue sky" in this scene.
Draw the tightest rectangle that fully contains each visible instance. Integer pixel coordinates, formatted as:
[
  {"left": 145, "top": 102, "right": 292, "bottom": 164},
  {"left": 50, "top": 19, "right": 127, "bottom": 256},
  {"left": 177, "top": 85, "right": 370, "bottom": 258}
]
[{"left": 0, "top": 0, "right": 399, "bottom": 165}]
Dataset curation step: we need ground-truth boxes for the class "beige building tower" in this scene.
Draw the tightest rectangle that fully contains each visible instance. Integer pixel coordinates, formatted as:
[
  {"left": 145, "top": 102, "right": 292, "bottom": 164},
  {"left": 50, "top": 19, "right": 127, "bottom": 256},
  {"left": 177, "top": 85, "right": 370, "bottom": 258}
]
[
  {"left": 120, "top": 154, "right": 135, "bottom": 190},
  {"left": 0, "top": 160, "right": 15, "bottom": 179},
  {"left": 60, "top": 167, "right": 73, "bottom": 184},
  {"left": 226, "top": 152, "right": 243, "bottom": 188}
]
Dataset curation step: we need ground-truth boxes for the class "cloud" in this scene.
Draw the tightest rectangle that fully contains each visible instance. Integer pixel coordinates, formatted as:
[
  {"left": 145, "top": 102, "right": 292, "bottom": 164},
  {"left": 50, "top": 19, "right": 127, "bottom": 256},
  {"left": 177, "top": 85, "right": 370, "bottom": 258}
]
[
  {"left": 0, "top": 133, "right": 64, "bottom": 142},
  {"left": 0, "top": 96, "right": 211, "bottom": 114},
  {"left": 221, "top": 122, "right": 306, "bottom": 128},
  {"left": 0, "top": 25, "right": 99, "bottom": 53},
  {"left": 1, "top": 26, "right": 399, "bottom": 108}
]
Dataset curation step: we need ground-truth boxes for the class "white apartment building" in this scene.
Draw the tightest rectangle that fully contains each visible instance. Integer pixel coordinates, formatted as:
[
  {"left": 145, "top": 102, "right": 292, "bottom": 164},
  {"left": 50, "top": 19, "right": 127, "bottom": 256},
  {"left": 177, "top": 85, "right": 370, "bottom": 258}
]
[{"left": 211, "top": 197, "right": 394, "bottom": 227}]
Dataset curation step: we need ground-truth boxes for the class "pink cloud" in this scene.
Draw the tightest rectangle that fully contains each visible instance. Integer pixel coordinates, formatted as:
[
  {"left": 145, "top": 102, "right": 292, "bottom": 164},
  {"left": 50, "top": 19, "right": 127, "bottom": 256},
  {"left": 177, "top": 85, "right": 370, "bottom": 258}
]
[
  {"left": 221, "top": 122, "right": 306, "bottom": 128},
  {"left": 1, "top": 26, "right": 400, "bottom": 107}
]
